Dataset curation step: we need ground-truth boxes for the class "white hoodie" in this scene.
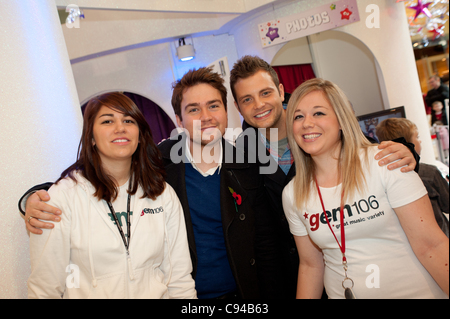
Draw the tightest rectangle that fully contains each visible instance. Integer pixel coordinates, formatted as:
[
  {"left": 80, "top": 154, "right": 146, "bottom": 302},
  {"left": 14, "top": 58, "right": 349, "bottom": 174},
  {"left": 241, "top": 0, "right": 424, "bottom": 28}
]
[{"left": 28, "top": 172, "right": 196, "bottom": 299}]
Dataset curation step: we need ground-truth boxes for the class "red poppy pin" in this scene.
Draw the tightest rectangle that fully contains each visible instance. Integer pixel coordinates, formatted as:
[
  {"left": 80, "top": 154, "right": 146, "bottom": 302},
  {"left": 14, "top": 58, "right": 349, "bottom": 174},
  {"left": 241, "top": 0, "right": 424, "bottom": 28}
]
[{"left": 228, "top": 187, "right": 242, "bottom": 205}]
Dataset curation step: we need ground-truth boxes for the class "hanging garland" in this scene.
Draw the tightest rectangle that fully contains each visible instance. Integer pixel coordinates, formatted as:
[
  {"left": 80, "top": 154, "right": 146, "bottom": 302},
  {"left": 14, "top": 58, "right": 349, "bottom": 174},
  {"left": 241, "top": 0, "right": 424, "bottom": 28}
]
[{"left": 397, "top": 0, "right": 448, "bottom": 45}]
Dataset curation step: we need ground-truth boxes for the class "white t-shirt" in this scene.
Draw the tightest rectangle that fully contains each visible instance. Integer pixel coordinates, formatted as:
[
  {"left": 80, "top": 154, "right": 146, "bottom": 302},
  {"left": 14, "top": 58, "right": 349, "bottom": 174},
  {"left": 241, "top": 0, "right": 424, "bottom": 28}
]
[{"left": 282, "top": 146, "right": 447, "bottom": 299}]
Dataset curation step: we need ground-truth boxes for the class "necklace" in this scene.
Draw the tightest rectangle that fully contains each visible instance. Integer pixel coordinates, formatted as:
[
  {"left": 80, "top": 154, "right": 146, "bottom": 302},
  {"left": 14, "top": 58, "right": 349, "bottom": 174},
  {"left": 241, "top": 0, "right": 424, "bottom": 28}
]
[{"left": 314, "top": 177, "right": 356, "bottom": 299}]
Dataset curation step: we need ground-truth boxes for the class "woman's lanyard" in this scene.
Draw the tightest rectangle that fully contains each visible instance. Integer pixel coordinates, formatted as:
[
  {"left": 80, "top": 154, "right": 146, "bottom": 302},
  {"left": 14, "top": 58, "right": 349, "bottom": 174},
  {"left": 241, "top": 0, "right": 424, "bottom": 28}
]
[
  {"left": 106, "top": 193, "right": 131, "bottom": 252},
  {"left": 314, "top": 177, "right": 356, "bottom": 299}
]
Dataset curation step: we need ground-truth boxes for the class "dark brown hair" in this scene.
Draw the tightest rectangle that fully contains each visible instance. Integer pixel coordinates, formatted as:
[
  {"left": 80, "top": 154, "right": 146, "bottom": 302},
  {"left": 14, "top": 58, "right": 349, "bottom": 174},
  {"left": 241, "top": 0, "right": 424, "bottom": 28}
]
[
  {"left": 230, "top": 55, "right": 280, "bottom": 102},
  {"left": 57, "top": 92, "right": 166, "bottom": 202},
  {"left": 171, "top": 67, "right": 227, "bottom": 120}
]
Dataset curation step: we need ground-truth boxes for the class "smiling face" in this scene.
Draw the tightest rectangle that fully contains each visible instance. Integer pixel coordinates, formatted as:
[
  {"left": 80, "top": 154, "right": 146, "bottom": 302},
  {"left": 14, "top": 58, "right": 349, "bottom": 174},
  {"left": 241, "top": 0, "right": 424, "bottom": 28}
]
[
  {"left": 233, "top": 70, "right": 286, "bottom": 135},
  {"left": 176, "top": 83, "right": 227, "bottom": 147},
  {"left": 292, "top": 90, "right": 342, "bottom": 159},
  {"left": 92, "top": 105, "right": 140, "bottom": 166}
]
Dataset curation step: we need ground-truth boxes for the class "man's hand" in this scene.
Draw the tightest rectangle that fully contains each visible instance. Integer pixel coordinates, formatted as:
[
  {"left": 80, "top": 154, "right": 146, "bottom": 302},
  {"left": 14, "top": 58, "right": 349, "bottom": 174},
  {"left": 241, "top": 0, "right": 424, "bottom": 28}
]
[
  {"left": 375, "top": 141, "right": 416, "bottom": 173},
  {"left": 25, "top": 190, "right": 61, "bottom": 235}
]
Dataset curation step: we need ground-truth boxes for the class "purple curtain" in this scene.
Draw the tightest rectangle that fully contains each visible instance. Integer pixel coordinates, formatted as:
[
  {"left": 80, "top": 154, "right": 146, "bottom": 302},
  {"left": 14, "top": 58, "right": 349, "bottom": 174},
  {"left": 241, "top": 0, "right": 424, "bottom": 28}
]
[
  {"left": 272, "top": 64, "right": 316, "bottom": 94},
  {"left": 81, "top": 92, "right": 176, "bottom": 144}
]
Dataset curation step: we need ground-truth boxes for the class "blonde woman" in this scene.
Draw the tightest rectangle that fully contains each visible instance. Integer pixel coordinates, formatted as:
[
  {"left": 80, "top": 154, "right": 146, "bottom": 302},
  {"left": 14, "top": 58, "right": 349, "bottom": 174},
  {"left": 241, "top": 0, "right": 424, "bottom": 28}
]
[{"left": 282, "top": 78, "right": 448, "bottom": 299}]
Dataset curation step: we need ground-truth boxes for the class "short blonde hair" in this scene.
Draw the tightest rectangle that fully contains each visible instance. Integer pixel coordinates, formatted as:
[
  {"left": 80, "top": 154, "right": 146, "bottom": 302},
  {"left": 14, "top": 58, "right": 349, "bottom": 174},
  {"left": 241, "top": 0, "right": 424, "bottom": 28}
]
[
  {"left": 286, "top": 78, "right": 372, "bottom": 209},
  {"left": 376, "top": 118, "right": 417, "bottom": 144}
]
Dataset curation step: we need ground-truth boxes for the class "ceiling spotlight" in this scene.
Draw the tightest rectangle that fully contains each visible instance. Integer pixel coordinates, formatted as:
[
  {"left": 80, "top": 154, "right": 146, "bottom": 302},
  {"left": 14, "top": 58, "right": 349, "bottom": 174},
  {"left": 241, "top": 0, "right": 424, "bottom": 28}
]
[{"left": 176, "top": 37, "right": 195, "bottom": 62}]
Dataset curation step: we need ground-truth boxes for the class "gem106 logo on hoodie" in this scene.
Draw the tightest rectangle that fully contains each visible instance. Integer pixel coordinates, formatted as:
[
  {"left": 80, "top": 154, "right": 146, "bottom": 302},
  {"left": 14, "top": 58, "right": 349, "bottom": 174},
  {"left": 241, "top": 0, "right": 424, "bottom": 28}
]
[{"left": 141, "top": 206, "right": 164, "bottom": 216}]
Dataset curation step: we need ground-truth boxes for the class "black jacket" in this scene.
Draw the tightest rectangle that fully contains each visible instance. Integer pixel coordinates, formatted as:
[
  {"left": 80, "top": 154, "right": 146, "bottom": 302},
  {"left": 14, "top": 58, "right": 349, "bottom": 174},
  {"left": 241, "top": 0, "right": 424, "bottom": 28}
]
[
  {"left": 236, "top": 127, "right": 298, "bottom": 298},
  {"left": 418, "top": 163, "right": 449, "bottom": 238},
  {"left": 157, "top": 133, "right": 281, "bottom": 299},
  {"left": 425, "top": 84, "right": 449, "bottom": 125}
]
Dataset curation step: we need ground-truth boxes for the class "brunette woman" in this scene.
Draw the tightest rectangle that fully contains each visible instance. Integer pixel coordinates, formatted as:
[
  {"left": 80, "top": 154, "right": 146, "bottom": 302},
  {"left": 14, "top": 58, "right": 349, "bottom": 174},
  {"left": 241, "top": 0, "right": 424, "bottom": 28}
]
[{"left": 28, "top": 92, "right": 196, "bottom": 299}]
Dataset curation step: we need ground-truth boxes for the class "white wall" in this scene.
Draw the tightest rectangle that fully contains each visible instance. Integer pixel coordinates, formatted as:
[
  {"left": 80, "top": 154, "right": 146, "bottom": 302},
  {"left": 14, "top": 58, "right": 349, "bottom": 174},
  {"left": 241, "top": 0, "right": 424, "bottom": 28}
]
[
  {"left": 270, "top": 32, "right": 384, "bottom": 117},
  {"left": 73, "top": 42, "right": 177, "bottom": 123},
  {"left": 308, "top": 30, "right": 384, "bottom": 117},
  {"left": 72, "top": 33, "right": 240, "bottom": 131},
  {"left": 62, "top": 9, "right": 239, "bottom": 61},
  {"left": 1, "top": 0, "right": 82, "bottom": 299},
  {"left": 271, "top": 37, "right": 313, "bottom": 66}
]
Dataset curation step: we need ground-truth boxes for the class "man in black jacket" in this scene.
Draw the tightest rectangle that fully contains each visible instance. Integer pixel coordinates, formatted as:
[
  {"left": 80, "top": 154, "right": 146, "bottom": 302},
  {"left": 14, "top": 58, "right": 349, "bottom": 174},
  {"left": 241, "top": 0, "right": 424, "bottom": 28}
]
[
  {"left": 157, "top": 67, "right": 279, "bottom": 298},
  {"left": 20, "top": 67, "right": 280, "bottom": 299}
]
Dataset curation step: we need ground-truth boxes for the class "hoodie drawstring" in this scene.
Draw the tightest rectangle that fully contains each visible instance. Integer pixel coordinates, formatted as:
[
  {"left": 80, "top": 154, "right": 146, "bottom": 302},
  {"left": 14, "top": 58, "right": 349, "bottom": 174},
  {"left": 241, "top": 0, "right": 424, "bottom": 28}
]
[
  {"left": 86, "top": 195, "right": 98, "bottom": 288},
  {"left": 163, "top": 209, "right": 173, "bottom": 287}
]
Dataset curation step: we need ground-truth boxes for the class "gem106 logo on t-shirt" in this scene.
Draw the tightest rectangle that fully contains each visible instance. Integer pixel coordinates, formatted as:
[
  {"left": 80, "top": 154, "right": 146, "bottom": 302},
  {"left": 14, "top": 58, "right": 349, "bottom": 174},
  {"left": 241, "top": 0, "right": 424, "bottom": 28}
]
[{"left": 305, "top": 195, "right": 385, "bottom": 231}]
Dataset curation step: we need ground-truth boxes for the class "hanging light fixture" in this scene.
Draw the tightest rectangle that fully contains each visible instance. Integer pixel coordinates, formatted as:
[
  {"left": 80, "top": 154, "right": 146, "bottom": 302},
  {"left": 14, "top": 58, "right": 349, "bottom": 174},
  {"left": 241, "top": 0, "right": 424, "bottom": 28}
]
[
  {"left": 66, "top": 6, "right": 85, "bottom": 26},
  {"left": 176, "top": 37, "right": 195, "bottom": 62}
]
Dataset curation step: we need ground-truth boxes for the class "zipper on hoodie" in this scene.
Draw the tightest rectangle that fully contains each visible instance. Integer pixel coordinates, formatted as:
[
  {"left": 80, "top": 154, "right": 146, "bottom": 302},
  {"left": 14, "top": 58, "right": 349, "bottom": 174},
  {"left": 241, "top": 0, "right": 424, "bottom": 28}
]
[{"left": 127, "top": 250, "right": 135, "bottom": 281}]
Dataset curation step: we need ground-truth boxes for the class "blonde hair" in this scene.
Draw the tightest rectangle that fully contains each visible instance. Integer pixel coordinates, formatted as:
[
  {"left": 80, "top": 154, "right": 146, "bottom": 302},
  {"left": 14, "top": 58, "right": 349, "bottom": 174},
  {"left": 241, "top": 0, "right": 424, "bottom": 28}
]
[
  {"left": 376, "top": 118, "right": 417, "bottom": 144},
  {"left": 286, "top": 78, "right": 373, "bottom": 209}
]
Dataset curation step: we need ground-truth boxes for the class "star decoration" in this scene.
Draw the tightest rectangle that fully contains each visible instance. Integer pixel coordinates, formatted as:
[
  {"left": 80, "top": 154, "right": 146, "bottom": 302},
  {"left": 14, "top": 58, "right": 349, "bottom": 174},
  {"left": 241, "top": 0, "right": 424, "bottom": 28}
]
[
  {"left": 429, "top": 24, "right": 445, "bottom": 40},
  {"left": 340, "top": 8, "right": 353, "bottom": 20},
  {"left": 303, "top": 212, "right": 309, "bottom": 219},
  {"left": 266, "top": 27, "right": 280, "bottom": 41},
  {"left": 330, "top": 4, "right": 336, "bottom": 10},
  {"left": 408, "top": 16, "right": 424, "bottom": 32},
  {"left": 408, "top": 0, "right": 432, "bottom": 21}
]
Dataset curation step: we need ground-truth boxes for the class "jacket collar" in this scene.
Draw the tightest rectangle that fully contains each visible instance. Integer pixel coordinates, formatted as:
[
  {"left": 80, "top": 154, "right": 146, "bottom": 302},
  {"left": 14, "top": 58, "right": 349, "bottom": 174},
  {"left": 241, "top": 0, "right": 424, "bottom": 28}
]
[{"left": 238, "top": 126, "right": 295, "bottom": 185}]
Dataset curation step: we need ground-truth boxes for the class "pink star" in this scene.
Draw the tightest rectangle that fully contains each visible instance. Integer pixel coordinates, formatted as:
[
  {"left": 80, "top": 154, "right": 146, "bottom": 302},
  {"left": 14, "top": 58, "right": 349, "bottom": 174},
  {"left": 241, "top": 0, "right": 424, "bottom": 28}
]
[{"left": 409, "top": 0, "right": 432, "bottom": 21}]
